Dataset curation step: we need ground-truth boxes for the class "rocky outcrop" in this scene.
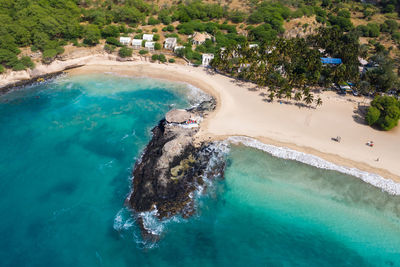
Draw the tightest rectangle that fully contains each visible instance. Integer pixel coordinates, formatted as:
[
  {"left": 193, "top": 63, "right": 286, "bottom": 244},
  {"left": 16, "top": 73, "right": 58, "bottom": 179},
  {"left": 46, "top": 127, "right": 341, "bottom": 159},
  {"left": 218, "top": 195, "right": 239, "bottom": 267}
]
[
  {"left": 127, "top": 99, "right": 225, "bottom": 239},
  {"left": 165, "top": 109, "right": 191, "bottom": 123}
]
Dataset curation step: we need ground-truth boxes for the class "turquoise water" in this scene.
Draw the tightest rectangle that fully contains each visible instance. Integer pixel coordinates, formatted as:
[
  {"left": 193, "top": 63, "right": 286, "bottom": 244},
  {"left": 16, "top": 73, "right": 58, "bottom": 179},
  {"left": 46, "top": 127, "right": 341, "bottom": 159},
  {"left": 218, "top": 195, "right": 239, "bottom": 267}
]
[{"left": 0, "top": 74, "right": 399, "bottom": 266}]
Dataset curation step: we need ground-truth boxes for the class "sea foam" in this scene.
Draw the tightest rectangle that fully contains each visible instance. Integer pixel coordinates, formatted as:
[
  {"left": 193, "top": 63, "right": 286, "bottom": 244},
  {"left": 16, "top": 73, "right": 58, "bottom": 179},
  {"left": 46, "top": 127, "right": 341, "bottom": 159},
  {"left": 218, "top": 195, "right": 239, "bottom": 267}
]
[{"left": 227, "top": 136, "right": 400, "bottom": 195}]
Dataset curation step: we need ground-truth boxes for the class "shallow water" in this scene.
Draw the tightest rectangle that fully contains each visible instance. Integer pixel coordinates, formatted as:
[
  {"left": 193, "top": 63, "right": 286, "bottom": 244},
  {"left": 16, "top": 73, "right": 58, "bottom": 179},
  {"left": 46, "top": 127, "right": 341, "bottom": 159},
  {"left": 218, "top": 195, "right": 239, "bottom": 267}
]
[{"left": 0, "top": 74, "right": 399, "bottom": 266}]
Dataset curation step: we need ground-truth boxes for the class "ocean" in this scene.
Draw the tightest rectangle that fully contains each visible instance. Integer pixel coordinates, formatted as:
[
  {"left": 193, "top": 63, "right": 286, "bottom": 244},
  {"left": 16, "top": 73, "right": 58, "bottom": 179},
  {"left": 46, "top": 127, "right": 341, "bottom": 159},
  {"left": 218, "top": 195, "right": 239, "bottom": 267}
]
[{"left": 0, "top": 74, "right": 399, "bottom": 266}]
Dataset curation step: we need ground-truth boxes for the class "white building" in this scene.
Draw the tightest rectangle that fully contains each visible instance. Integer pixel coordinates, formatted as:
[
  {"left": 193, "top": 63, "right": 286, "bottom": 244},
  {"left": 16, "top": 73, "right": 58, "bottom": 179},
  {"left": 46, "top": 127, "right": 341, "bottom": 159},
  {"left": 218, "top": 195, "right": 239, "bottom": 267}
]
[
  {"left": 145, "top": 41, "right": 155, "bottom": 51},
  {"left": 132, "top": 39, "right": 143, "bottom": 49},
  {"left": 249, "top": 44, "right": 258, "bottom": 49},
  {"left": 202, "top": 53, "right": 214, "bottom": 67},
  {"left": 191, "top": 32, "right": 213, "bottom": 45},
  {"left": 174, "top": 46, "right": 184, "bottom": 52},
  {"left": 119, "top": 37, "right": 131, "bottom": 46},
  {"left": 143, "top": 34, "right": 154, "bottom": 41},
  {"left": 164, "top": 38, "right": 177, "bottom": 50}
]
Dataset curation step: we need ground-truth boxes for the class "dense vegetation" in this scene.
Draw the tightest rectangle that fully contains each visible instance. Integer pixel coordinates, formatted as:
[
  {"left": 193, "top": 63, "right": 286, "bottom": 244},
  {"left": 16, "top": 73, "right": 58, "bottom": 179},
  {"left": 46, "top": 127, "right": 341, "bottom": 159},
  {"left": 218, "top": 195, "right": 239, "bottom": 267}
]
[
  {"left": 365, "top": 95, "right": 400, "bottom": 130},
  {"left": 0, "top": 0, "right": 400, "bottom": 106}
]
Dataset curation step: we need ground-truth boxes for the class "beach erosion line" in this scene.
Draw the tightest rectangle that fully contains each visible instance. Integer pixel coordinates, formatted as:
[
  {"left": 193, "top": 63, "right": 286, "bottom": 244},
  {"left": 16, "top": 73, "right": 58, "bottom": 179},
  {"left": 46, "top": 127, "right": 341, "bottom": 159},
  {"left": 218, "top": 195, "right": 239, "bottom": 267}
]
[{"left": 227, "top": 136, "right": 400, "bottom": 195}]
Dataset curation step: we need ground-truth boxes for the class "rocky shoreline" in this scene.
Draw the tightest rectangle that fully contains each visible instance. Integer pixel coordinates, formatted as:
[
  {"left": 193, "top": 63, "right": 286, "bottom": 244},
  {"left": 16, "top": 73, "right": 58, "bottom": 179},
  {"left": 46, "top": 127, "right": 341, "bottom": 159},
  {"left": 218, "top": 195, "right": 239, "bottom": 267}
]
[
  {"left": 0, "top": 64, "right": 84, "bottom": 96},
  {"left": 127, "top": 98, "right": 226, "bottom": 240}
]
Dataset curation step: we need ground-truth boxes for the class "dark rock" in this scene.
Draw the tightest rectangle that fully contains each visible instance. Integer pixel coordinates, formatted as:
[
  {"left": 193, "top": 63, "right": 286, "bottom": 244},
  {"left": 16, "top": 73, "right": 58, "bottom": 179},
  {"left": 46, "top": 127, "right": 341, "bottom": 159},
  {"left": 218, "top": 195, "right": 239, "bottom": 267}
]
[{"left": 127, "top": 98, "right": 225, "bottom": 239}]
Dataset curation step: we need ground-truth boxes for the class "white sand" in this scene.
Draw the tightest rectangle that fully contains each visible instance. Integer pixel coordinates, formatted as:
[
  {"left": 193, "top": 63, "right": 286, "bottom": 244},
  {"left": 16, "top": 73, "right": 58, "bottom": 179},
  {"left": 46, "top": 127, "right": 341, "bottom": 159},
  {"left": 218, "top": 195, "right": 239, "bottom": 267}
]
[{"left": 4, "top": 54, "right": 399, "bottom": 183}]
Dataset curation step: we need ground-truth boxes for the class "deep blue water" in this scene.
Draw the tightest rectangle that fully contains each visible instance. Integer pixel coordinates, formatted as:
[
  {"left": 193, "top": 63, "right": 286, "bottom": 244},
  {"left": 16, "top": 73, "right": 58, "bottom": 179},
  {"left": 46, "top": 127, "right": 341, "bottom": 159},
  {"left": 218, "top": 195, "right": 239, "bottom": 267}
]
[{"left": 0, "top": 74, "right": 399, "bottom": 267}]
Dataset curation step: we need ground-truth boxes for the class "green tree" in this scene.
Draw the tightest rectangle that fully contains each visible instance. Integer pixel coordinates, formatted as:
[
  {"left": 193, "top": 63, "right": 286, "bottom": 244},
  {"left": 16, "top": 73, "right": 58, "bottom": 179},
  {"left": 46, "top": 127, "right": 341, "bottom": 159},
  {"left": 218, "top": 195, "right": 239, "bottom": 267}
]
[
  {"left": 83, "top": 25, "right": 101, "bottom": 46},
  {"left": 119, "top": 47, "right": 133, "bottom": 58},
  {"left": 106, "top": 37, "right": 122, "bottom": 47},
  {"left": 366, "top": 54, "right": 397, "bottom": 92},
  {"left": 366, "top": 96, "right": 400, "bottom": 130},
  {"left": 42, "top": 49, "right": 58, "bottom": 64},
  {"left": 20, "top": 56, "right": 34, "bottom": 69},
  {"left": 102, "top": 25, "right": 120, "bottom": 38},
  {"left": 154, "top": 43, "right": 162, "bottom": 50},
  {"left": 365, "top": 106, "right": 381, "bottom": 126},
  {"left": 158, "top": 54, "right": 167, "bottom": 63},
  {"left": 151, "top": 54, "right": 159, "bottom": 61}
]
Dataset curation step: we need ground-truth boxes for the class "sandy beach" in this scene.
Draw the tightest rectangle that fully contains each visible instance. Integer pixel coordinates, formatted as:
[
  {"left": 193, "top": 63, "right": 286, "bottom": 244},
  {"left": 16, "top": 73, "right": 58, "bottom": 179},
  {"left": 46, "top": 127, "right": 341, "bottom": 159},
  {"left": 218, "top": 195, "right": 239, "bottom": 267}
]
[{"left": 4, "top": 54, "right": 400, "bottom": 184}]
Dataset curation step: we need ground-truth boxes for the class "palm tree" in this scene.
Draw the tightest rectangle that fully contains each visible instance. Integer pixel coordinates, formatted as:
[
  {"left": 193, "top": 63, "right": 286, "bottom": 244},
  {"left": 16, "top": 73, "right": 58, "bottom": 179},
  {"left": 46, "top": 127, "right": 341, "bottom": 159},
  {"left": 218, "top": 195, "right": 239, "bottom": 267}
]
[
  {"left": 304, "top": 93, "right": 314, "bottom": 106},
  {"left": 285, "top": 88, "right": 292, "bottom": 100},
  {"left": 315, "top": 97, "right": 323, "bottom": 107},
  {"left": 268, "top": 92, "right": 275, "bottom": 102},
  {"left": 294, "top": 92, "right": 302, "bottom": 101}
]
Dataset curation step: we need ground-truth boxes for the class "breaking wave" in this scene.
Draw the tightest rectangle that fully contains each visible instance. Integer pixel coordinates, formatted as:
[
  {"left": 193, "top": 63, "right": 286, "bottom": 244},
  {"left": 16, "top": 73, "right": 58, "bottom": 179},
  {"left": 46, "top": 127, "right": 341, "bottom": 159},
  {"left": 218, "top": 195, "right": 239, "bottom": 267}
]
[{"left": 227, "top": 136, "right": 400, "bottom": 195}]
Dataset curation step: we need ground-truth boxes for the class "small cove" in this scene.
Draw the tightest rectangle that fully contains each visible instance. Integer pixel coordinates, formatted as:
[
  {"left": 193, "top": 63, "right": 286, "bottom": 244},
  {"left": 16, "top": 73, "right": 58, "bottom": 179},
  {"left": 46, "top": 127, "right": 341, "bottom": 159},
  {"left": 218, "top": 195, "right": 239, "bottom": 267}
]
[{"left": 0, "top": 73, "right": 399, "bottom": 266}]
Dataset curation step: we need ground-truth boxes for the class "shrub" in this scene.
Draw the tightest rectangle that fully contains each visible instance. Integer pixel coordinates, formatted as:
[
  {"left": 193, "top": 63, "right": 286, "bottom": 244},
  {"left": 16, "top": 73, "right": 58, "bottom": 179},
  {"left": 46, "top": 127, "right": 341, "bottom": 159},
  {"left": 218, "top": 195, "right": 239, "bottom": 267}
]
[
  {"left": 229, "top": 11, "right": 246, "bottom": 23},
  {"left": 153, "top": 34, "right": 160, "bottom": 41},
  {"left": 168, "top": 58, "right": 175, "bottom": 63},
  {"left": 151, "top": 54, "right": 158, "bottom": 61},
  {"left": 381, "top": 20, "right": 398, "bottom": 34},
  {"left": 392, "top": 32, "right": 400, "bottom": 42},
  {"left": 102, "top": 25, "right": 120, "bottom": 38},
  {"left": 42, "top": 49, "right": 58, "bottom": 64},
  {"left": 139, "top": 49, "right": 148, "bottom": 55},
  {"left": 152, "top": 28, "right": 158, "bottom": 33},
  {"left": 154, "top": 43, "right": 161, "bottom": 50},
  {"left": 12, "top": 62, "right": 25, "bottom": 71},
  {"left": 166, "top": 25, "right": 175, "bottom": 32},
  {"left": 0, "top": 65, "right": 4, "bottom": 73},
  {"left": 106, "top": 37, "right": 122, "bottom": 47},
  {"left": 20, "top": 56, "right": 35, "bottom": 69},
  {"left": 104, "top": 44, "right": 115, "bottom": 53},
  {"left": 119, "top": 47, "right": 133, "bottom": 58},
  {"left": 148, "top": 17, "right": 160, "bottom": 25},
  {"left": 158, "top": 54, "right": 166, "bottom": 63}
]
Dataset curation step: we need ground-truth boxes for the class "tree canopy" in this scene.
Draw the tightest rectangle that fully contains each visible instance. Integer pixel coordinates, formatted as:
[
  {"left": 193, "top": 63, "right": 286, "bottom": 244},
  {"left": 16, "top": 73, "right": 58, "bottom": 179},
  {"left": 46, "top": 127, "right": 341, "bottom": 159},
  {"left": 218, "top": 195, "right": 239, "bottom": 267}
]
[{"left": 365, "top": 96, "right": 400, "bottom": 130}]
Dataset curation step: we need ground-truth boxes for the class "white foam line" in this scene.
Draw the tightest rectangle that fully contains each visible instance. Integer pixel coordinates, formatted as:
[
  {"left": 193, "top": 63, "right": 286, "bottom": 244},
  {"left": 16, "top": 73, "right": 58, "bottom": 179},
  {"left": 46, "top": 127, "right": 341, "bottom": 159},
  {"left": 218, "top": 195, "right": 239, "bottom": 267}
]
[{"left": 227, "top": 136, "right": 400, "bottom": 195}]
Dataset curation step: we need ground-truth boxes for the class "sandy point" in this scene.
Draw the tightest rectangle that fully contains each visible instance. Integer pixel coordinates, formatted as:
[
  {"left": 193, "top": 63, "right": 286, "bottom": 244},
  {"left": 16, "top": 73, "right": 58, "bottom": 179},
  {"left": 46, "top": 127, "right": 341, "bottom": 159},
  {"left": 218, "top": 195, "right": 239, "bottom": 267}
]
[{"left": 65, "top": 56, "right": 400, "bottom": 184}]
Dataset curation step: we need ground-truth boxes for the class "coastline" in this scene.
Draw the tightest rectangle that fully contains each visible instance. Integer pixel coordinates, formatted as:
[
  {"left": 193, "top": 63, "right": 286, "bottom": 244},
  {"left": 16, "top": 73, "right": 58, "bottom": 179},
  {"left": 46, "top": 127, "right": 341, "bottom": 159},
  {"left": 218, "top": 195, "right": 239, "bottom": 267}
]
[{"left": 3, "top": 54, "right": 400, "bottom": 190}]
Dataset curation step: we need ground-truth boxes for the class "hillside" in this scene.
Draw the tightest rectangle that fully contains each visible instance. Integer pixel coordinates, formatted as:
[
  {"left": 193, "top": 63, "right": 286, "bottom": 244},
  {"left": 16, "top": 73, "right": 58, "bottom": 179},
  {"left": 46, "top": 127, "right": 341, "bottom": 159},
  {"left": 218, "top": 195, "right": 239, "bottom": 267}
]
[{"left": 1, "top": 0, "right": 399, "bottom": 98}]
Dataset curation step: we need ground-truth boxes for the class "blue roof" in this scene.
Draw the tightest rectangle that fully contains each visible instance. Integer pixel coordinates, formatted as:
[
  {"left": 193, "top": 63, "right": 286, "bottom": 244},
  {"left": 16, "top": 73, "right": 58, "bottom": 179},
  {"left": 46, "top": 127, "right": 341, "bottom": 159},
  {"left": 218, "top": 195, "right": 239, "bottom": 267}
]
[{"left": 321, "top": 57, "right": 342, "bottom": 64}]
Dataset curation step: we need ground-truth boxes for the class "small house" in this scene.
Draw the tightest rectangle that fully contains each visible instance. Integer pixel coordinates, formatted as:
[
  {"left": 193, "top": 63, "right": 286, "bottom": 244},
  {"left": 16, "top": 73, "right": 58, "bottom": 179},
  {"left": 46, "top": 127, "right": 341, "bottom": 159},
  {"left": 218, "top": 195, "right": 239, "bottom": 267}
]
[
  {"left": 164, "top": 38, "right": 177, "bottom": 50},
  {"left": 202, "top": 53, "right": 214, "bottom": 67},
  {"left": 143, "top": 34, "right": 154, "bottom": 41},
  {"left": 145, "top": 41, "right": 155, "bottom": 51},
  {"left": 249, "top": 44, "right": 258, "bottom": 49},
  {"left": 119, "top": 37, "right": 131, "bottom": 46},
  {"left": 132, "top": 39, "right": 143, "bottom": 49},
  {"left": 191, "top": 32, "right": 213, "bottom": 45}
]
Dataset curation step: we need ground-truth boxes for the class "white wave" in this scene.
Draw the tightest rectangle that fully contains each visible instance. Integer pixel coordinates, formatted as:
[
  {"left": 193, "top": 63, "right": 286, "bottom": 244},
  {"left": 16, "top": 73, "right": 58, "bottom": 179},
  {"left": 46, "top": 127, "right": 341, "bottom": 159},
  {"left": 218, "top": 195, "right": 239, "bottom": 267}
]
[
  {"left": 138, "top": 208, "right": 164, "bottom": 236},
  {"left": 192, "top": 141, "right": 230, "bottom": 199},
  {"left": 227, "top": 136, "right": 400, "bottom": 195},
  {"left": 183, "top": 83, "right": 212, "bottom": 107},
  {"left": 113, "top": 208, "right": 135, "bottom": 231},
  {"left": 137, "top": 207, "right": 185, "bottom": 237},
  {"left": 121, "top": 134, "right": 129, "bottom": 140}
]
